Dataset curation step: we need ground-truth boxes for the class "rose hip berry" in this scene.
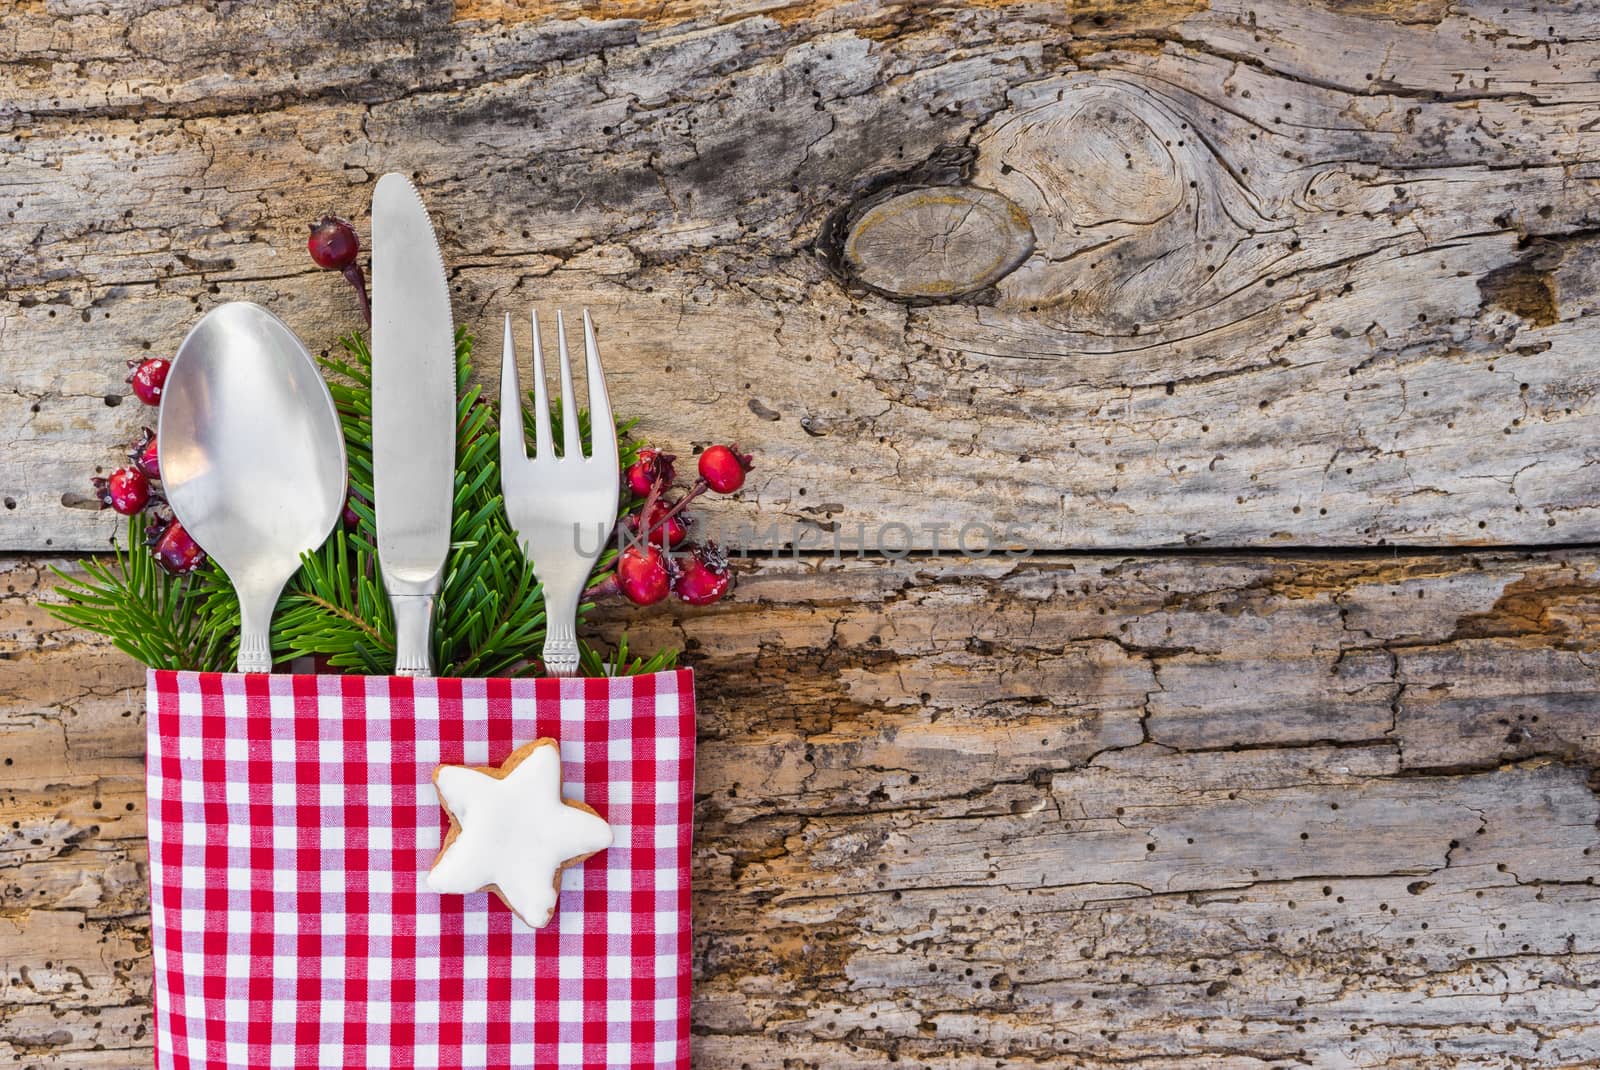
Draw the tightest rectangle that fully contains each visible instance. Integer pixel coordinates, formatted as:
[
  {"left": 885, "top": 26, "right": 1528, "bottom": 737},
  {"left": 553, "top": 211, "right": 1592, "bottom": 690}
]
[
  {"left": 675, "top": 543, "right": 732, "bottom": 606},
  {"left": 629, "top": 498, "right": 689, "bottom": 548},
  {"left": 307, "top": 216, "right": 359, "bottom": 270},
  {"left": 697, "top": 444, "right": 752, "bottom": 494},
  {"left": 127, "top": 358, "right": 169, "bottom": 406},
  {"left": 606, "top": 438, "right": 754, "bottom": 609},
  {"left": 624, "top": 447, "right": 676, "bottom": 497},
  {"left": 342, "top": 491, "right": 362, "bottom": 531},
  {"left": 130, "top": 427, "right": 161, "bottom": 480},
  {"left": 151, "top": 516, "right": 205, "bottom": 574},
  {"left": 94, "top": 467, "right": 151, "bottom": 515},
  {"left": 307, "top": 215, "right": 371, "bottom": 324},
  {"left": 616, "top": 544, "right": 671, "bottom": 606}
]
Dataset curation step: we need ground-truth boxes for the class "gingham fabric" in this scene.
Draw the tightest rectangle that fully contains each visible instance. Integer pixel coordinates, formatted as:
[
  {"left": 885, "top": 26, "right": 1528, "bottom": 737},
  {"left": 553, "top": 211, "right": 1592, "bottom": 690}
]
[{"left": 145, "top": 669, "right": 695, "bottom": 1070}]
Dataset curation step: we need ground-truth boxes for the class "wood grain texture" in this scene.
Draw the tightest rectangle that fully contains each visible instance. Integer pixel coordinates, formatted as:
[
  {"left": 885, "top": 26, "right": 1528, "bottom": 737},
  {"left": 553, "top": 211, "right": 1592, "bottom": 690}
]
[
  {"left": 842, "top": 186, "right": 1036, "bottom": 298},
  {"left": 5, "top": 550, "right": 1600, "bottom": 1067},
  {"left": 4, "top": 0, "right": 1600, "bottom": 551},
  {"left": 7, "top": 2, "right": 1600, "bottom": 1068}
]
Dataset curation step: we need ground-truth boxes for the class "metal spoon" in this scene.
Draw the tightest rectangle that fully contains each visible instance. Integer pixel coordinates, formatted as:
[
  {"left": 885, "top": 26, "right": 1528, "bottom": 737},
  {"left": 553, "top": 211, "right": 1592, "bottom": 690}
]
[{"left": 158, "top": 302, "right": 347, "bottom": 673}]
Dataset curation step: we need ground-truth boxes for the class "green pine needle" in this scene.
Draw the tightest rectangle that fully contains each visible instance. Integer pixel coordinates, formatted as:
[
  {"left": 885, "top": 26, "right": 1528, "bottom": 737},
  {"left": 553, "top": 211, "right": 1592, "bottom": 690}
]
[
  {"left": 50, "top": 512, "right": 239, "bottom": 672},
  {"left": 49, "top": 329, "right": 673, "bottom": 678},
  {"left": 578, "top": 634, "right": 679, "bottom": 677}
]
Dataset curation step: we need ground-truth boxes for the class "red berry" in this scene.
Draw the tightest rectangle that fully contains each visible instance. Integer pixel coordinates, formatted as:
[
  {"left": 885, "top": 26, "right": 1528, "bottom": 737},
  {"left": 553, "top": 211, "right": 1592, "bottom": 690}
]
[
  {"left": 676, "top": 543, "right": 732, "bottom": 606},
  {"left": 628, "top": 499, "right": 689, "bottom": 547},
  {"left": 130, "top": 427, "right": 160, "bottom": 480},
  {"left": 127, "top": 358, "right": 169, "bottom": 406},
  {"left": 94, "top": 467, "right": 151, "bottom": 515},
  {"left": 616, "top": 544, "right": 671, "bottom": 606},
  {"left": 152, "top": 516, "right": 205, "bottom": 574},
  {"left": 624, "top": 447, "right": 676, "bottom": 497},
  {"left": 697, "top": 444, "right": 752, "bottom": 494},
  {"left": 307, "top": 216, "right": 360, "bottom": 270},
  {"left": 342, "top": 492, "right": 362, "bottom": 531}
]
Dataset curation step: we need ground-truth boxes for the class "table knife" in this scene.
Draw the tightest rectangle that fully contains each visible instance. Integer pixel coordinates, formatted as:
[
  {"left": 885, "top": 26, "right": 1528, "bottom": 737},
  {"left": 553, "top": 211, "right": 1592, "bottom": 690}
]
[{"left": 371, "top": 173, "right": 455, "bottom": 677}]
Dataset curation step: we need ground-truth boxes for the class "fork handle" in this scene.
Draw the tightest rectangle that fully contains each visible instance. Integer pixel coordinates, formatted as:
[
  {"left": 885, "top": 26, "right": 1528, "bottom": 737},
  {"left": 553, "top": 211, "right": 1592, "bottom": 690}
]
[
  {"left": 542, "top": 622, "right": 580, "bottom": 678},
  {"left": 541, "top": 586, "right": 582, "bottom": 678},
  {"left": 391, "top": 593, "right": 435, "bottom": 677}
]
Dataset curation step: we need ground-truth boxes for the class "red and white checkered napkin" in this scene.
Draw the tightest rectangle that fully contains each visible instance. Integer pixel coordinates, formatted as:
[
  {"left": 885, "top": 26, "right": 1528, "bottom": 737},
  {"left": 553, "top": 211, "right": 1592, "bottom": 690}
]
[{"left": 145, "top": 669, "right": 695, "bottom": 1070}]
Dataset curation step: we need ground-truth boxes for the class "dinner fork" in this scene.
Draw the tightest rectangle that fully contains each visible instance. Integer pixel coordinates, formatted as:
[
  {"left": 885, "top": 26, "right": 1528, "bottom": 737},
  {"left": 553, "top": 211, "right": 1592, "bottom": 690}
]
[{"left": 499, "top": 308, "right": 620, "bottom": 677}]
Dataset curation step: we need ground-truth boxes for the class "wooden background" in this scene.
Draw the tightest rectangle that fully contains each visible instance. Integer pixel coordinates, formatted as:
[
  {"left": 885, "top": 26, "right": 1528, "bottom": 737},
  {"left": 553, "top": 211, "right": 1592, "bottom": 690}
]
[{"left": 4, "top": 0, "right": 1600, "bottom": 1065}]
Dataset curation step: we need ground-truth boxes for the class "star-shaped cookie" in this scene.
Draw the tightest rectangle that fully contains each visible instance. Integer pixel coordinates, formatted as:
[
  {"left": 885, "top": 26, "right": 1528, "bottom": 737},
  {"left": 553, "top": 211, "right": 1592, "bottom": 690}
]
[{"left": 427, "top": 738, "right": 612, "bottom": 928}]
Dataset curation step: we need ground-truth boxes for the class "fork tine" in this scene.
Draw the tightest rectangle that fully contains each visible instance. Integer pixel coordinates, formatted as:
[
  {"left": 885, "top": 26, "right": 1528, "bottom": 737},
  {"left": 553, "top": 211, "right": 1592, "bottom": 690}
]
[
  {"left": 581, "top": 308, "right": 616, "bottom": 465},
  {"left": 556, "top": 310, "right": 582, "bottom": 459},
  {"left": 499, "top": 312, "right": 527, "bottom": 463},
  {"left": 529, "top": 308, "right": 554, "bottom": 459}
]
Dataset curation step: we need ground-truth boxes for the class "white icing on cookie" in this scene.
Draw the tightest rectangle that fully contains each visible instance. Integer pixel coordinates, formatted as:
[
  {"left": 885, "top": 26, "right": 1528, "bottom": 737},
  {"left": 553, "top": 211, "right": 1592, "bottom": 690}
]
[{"left": 427, "top": 742, "right": 612, "bottom": 928}]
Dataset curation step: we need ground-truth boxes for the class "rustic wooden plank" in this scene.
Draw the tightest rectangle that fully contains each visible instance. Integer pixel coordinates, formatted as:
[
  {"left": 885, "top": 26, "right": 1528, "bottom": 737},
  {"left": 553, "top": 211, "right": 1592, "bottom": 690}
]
[
  {"left": 4, "top": 549, "right": 1599, "bottom": 1066},
  {"left": 4, "top": 0, "right": 1600, "bottom": 551},
  {"left": 6, "top": 3, "right": 1600, "bottom": 1069}
]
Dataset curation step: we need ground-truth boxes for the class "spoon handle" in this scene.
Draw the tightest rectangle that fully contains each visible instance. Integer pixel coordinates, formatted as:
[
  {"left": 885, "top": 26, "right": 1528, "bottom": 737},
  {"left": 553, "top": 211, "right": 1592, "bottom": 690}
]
[
  {"left": 392, "top": 593, "right": 435, "bottom": 678},
  {"left": 236, "top": 585, "right": 278, "bottom": 674},
  {"left": 238, "top": 632, "right": 272, "bottom": 674}
]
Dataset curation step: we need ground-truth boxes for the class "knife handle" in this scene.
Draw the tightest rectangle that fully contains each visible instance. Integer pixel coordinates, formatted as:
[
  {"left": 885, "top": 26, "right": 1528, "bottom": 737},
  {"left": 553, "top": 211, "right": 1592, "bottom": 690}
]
[{"left": 391, "top": 593, "right": 435, "bottom": 677}]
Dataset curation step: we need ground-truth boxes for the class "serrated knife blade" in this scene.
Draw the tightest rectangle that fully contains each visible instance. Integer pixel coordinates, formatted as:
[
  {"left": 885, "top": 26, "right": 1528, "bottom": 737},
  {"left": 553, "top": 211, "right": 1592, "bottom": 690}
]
[{"left": 371, "top": 172, "right": 455, "bottom": 677}]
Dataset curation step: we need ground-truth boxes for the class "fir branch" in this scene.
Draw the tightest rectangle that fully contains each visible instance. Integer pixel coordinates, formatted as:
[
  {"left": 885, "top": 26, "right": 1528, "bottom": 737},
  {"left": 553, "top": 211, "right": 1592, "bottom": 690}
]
[
  {"left": 50, "top": 327, "right": 672, "bottom": 678},
  {"left": 49, "top": 513, "right": 238, "bottom": 672}
]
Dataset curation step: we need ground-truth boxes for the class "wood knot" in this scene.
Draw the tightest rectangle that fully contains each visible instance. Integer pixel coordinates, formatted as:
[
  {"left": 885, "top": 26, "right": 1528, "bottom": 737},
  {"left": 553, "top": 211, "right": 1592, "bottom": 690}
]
[{"left": 833, "top": 186, "right": 1035, "bottom": 302}]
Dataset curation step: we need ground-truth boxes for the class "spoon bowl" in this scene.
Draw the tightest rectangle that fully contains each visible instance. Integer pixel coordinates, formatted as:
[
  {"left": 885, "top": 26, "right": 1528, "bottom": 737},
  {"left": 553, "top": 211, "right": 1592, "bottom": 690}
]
[{"left": 159, "top": 302, "right": 346, "bottom": 673}]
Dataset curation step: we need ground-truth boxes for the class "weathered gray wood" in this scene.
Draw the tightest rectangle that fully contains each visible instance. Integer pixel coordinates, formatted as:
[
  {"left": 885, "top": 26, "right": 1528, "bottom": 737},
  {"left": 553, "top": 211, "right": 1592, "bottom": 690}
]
[
  {"left": 4, "top": 0, "right": 1600, "bottom": 551},
  {"left": 6, "top": 2, "right": 1600, "bottom": 1068},
  {"left": 6, "top": 549, "right": 1600, "bottom": 1066}
]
